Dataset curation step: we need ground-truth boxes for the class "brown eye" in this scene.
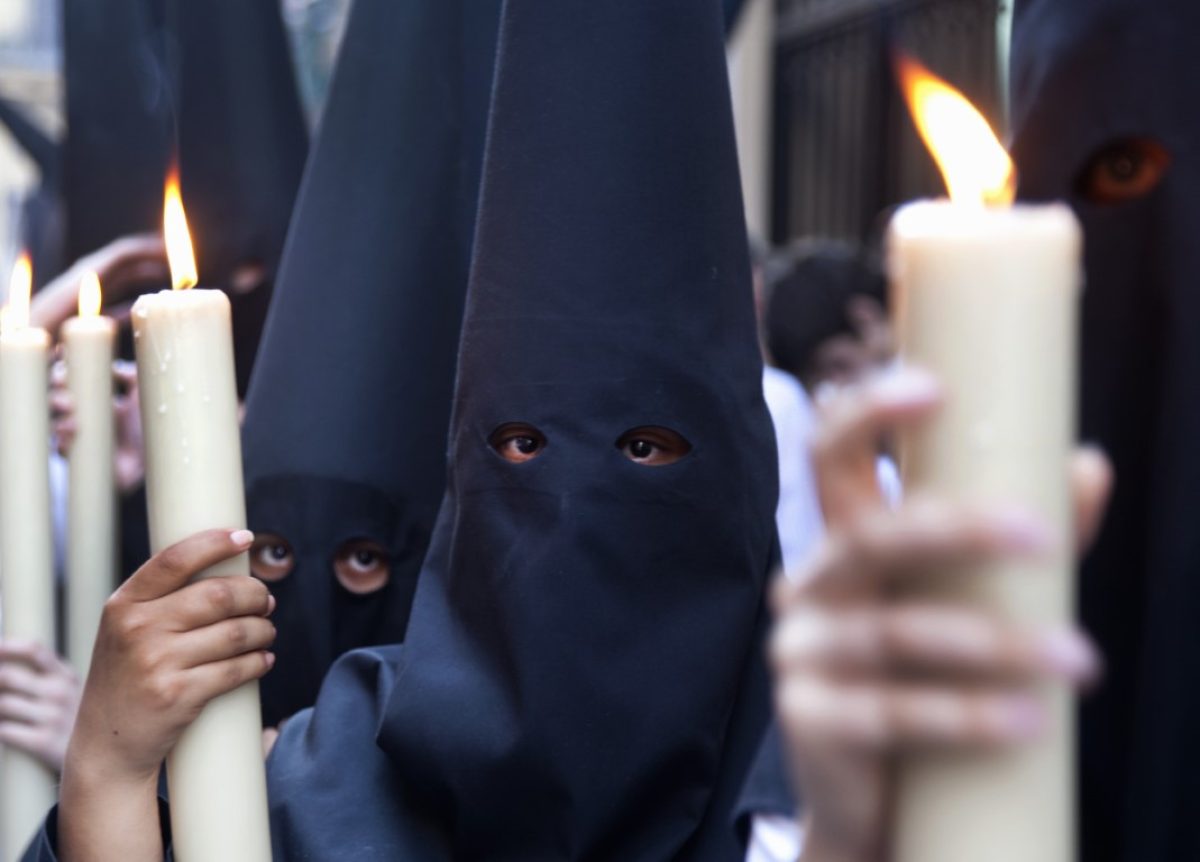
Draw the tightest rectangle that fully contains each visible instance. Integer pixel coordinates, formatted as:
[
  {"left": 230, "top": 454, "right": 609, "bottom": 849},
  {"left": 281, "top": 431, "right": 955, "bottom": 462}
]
[
  {"left": 333, "top": 540, "right": 391, "bottom": 595},
  {"left": 1078, "top": 138, "right": 1171, "bottom": 205},
  {"left": 250, "top": 533, "right": 294, "bottom": 582},
  {"left": 488, "top": 423, "right": 546, "bottom": 463},
  {"left": 616, "top": 426, "right": 692, "bottom": 466}
]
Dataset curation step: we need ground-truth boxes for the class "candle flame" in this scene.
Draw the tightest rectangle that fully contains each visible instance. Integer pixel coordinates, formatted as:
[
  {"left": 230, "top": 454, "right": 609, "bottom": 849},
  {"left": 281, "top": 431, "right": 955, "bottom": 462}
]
[
  {"left": 897, "top": 55, "right": 1015, "bottom": 207},
  {"left": 1, "top": 252, "right": 32, "bottom": 335},
  {"left": 163, "top": 169, "right": 198, "bottom": 290},
  {"left": 79, "top": 270, "right": 102, "bottom": 318}
]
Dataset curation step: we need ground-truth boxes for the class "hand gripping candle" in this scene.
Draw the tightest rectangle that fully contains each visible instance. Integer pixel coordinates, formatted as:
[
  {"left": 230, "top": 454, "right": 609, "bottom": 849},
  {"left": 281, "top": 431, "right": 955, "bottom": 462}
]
[
  {"left": 887, "top": 59, "right": 1083, "bottom": 862},
  {"left": 62, "top": 271, "right": 116, "bottom": 676},
  {"left": 0, "top": 254, "right": 57, "bottom": 862},
  {"left": 132, "top": 173, "right": 271, "bottom": 861}
]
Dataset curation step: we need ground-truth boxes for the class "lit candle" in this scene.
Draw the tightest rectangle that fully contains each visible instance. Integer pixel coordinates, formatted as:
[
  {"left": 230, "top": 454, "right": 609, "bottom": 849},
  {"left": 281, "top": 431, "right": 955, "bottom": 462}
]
[
  {"left": 133, "top": 172, "right": 271, "bottom": 860},
  {"left": 0, "top": 253, "right": 57, "bottom": 862},
  {"left": 62, "top": 271, "right": 116, "bottom": 676},
  {"left": 887, "top": 59, "right": 1082, "bottom": 862}
]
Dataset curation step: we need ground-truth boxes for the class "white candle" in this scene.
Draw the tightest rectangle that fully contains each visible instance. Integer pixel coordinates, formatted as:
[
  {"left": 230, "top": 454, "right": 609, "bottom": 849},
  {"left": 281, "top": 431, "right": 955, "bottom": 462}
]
[
  {"left": 131, "top": 175, "right": 271, "bottom": 861},
  {"left": 887, "top": 59, "right": 1083, "bottom": 862},
  {"left": 889, "top": 202, "right": 1081, "bottom": 862},
  {"left": 62, "top": 271, "right": 116, "bottom": 676},
  {"left": 0, "top": 254, "right": 57, "bottom": 862}
]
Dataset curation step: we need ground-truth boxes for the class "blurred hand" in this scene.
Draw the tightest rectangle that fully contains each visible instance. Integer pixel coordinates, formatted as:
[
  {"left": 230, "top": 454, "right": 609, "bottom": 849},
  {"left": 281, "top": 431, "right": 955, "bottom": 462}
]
[
  {"left": 112, "top": 361, "right": 145, "bottom": 493},
  {"left": 51, "top": 359, "right": 146, "bottom": 495},
  {"left": 770, "top": 368, "right": 1112, "bottom": 862},
  {"left": 0, "top": 639, "right": 82, "bottom": 773},
  {"left": 32, "top": 235, "right": 168, "bottom": 335}
]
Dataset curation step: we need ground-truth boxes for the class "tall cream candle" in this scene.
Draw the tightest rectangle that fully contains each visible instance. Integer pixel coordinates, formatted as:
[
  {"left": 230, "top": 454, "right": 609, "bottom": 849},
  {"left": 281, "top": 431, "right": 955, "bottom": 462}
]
[
  {"left": 887, "top": 59, "right": 1083, "bottom": 862},
  {"left": 62, "top": 271, "right": 116, "bottom": 676},
  {"left": 0, "top": 254, "right": 57, "bottom": 862},
  {"left": 130, "top": 175, "right": 271, "bottom": 861},
  {"left": 889, "top": 203, "right": 1081, "bottom": 862}
]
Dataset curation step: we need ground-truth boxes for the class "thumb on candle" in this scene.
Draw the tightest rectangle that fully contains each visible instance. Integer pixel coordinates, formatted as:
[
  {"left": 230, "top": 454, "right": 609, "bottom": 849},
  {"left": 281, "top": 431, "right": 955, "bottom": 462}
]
[{"left": 120, "top": 529, "right": 254, "bottom": 602}]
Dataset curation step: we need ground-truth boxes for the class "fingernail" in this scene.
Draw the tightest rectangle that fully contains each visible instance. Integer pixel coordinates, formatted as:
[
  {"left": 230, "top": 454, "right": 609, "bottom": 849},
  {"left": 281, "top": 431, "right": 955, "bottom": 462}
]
[
  {"left": 1041, "top": 629, "right": 1099, "bottom": 681},
  {"left": 992, "top": 509, "right": 1055, "bottom": 553},
  {"left": 985, "top": 696, "right": 1045, "bottom": 740},
  {"left": 872, "top": 367, "right": 942, "bottom": 406},
  {"left": 266, "top": 594, "right": 277, "bottom": 615},
  {"left": 230, "top": 529, "right": 254, "bottom": 548},
  {"left": 264, "top": 652, "right": 276, "bottom": 669}
]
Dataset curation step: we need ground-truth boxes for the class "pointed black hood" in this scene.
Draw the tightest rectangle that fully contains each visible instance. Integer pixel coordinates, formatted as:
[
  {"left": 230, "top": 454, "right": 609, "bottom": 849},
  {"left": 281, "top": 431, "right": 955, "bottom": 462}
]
[
  {"left": 241, "top": 0, "right": 500, "bottom": 727},
  {"left": 62, "top": 0, "right": 172, "bottom": 263},
  {"left": 375, "top": 0, "right": 777, "bottom": 856},
  {"left": 1012, "top": 1, "right": 1200, "bottom": 858}
]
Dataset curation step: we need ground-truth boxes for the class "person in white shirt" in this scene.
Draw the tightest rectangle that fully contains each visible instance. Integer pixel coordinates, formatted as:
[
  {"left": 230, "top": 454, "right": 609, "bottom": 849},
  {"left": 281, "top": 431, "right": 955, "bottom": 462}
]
[{"left": 763, "top": 366, "right": 823, "bottom": 574}]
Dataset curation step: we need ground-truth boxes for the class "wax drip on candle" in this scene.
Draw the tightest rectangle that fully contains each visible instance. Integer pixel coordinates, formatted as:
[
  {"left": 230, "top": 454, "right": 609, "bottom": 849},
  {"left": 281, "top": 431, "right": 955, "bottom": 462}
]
[{"left": 896, "top": 55, "right": 1016, "bottom": 207}]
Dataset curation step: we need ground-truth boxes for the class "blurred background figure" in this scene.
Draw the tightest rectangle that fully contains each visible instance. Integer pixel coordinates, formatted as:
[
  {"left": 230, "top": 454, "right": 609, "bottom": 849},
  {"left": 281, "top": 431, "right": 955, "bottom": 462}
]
[
  {"left": 751, "top": 237, "right": 824, "bottom": 575},
  {"left": 0, "top": 0, "right": 58, "bottom": 276},
  {"left": 278, "top": 0, "right": 351, "bottom": 128},
  {"left": 763, "top": 239, "right": 891, "bottom": 397},
  {"left": 0, "top": 0, "right": 321, "bottom": 781}
]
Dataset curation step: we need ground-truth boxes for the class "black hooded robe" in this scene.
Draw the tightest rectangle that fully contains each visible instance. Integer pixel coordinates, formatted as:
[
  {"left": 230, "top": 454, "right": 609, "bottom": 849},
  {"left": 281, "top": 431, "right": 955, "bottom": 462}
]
[
  {"left": 265, "top": 0, "right": 778, "bottom": 857},
  {"left": 1012, "top": 1, "right": 1200, "bottom": 859}
]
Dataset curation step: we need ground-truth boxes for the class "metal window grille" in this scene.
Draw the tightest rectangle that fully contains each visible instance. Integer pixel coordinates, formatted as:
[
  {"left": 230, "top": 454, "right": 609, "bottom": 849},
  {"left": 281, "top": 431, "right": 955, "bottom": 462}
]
[{"left": 772, "top": 0, "right": 1003, "bottom": 244}]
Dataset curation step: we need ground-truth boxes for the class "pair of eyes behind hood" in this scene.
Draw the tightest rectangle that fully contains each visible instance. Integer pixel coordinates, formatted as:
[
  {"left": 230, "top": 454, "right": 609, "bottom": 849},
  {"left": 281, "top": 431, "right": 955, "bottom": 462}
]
[
  {"left": 489, "top": 422, "right": 693, "bottom": 466},
  {"left": 247, "top": 424, "right": 693, "bottom": 588},
  {"left": 250, "top": 536, "right": 391, "bottom": 594}
]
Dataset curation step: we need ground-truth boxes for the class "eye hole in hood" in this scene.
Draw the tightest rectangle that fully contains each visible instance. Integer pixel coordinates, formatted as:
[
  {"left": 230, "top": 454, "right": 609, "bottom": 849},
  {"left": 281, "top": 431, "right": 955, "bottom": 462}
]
[
  {"left": 616, "top": 426, "right": 692, "bottom": 466},
  {"left": 334, "top": 540, "right": 392, "bottom": 595},
  {"left": 1077, "top": 137, "right": 1171, "bottom": 205},
  {"left": 250, "top": 533, "right": 295, "bottom": 582},
  {"left": 489, "top": 422, "right": 547, "bottom": 463}
]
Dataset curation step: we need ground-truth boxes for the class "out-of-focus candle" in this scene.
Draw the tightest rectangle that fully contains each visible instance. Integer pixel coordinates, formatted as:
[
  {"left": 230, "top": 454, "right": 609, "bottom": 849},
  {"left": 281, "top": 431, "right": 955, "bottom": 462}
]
[
  {"left": 0, "top": 253, "right": 57, "bottom": 862},
  {"left": 132, "top": 173, "right": 270, "bottom": 861},
  {"left": 887, "top": 59, "right": 1082, "bottom": 862},
  {"left": 62, "top": 271, "right": 116, "bottom": 676}
]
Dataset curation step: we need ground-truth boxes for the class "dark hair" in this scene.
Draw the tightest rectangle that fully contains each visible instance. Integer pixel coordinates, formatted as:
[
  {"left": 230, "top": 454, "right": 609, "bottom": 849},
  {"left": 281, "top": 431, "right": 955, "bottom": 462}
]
[{"left": 764, "top": 239, "right": 884, "bottom": 380}]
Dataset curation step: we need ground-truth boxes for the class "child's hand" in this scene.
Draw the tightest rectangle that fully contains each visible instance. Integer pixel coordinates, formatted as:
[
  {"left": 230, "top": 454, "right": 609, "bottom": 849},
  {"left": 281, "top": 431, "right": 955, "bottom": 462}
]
[
  {"left": 68, "top": 529, "right": 275, "bottom": 784},
  {"left": 0, "top": 639, "right": 81, "bottom": 772}
]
